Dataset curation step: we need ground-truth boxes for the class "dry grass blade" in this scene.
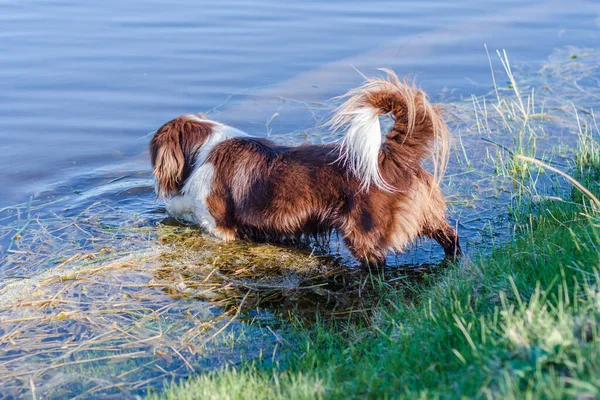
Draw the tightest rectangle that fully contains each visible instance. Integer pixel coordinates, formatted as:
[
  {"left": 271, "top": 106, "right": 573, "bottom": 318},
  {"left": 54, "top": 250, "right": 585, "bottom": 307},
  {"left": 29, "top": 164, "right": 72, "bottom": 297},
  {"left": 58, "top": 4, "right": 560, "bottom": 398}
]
[{"left": 515, "top": 155, "right": 600, "bottom": 210}]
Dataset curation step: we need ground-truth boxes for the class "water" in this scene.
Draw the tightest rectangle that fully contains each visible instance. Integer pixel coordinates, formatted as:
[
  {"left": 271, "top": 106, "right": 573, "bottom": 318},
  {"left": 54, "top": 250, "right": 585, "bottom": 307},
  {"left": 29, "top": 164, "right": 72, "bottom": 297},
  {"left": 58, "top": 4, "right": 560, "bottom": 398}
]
[
  {"left": 0, "top": 0, "right": 599, "bottom": 397},
  {"left": 1, "top": 0, "right": 599, "bottom": 208}
]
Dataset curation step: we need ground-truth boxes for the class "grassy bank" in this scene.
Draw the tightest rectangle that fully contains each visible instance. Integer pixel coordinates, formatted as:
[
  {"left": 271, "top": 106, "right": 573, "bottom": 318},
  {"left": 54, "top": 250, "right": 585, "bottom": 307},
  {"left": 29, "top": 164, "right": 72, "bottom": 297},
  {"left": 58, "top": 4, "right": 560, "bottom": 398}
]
[
  {"left": 151, "top": 178, "right": 600, "bottom": 399},
  {"left": 152, "top": 164, "right": 600, "bottom": 400}
]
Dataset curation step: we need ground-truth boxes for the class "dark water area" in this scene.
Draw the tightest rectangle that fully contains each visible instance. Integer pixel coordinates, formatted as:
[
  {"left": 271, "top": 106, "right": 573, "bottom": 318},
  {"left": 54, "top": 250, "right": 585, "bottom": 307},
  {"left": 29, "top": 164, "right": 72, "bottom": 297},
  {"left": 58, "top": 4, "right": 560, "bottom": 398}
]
[{"left": 0, "top": 1, "right": 599, "bottom": 397}]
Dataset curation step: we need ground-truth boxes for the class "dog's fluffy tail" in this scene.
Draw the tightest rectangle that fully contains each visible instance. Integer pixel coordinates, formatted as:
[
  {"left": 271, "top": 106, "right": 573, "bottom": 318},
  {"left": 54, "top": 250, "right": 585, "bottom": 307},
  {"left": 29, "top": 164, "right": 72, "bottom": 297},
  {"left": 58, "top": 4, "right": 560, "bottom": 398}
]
[{"left": 328, "top": 69, "right": 450, "bottom": 191}]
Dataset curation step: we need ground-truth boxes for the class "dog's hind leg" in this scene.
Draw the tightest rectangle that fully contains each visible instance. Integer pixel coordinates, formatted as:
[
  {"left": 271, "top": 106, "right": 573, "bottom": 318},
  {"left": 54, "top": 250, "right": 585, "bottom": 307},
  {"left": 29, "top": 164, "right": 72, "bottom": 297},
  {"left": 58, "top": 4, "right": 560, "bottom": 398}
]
[
  {"left": 425, "top": 220, "right": 461, "bottom": 262},
  {"left": 415, "top": 176, "right": 461, "bottom": 262}
]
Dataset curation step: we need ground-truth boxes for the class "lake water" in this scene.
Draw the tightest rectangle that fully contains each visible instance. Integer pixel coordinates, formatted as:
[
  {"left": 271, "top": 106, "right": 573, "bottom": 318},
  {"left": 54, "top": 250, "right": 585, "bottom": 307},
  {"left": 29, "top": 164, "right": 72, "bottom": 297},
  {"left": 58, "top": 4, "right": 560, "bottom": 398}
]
[
  {"left": 1, "top": 0, "right": 599, "bottom": 208},
  {"left": 0, "top": 0, "right": 599, "bottom": 397}
]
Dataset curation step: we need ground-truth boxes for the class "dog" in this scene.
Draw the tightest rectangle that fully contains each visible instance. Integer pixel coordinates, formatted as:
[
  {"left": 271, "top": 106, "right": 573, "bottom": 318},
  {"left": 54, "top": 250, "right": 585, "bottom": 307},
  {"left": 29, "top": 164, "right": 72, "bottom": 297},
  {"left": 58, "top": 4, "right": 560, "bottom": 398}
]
[{"left": 150, "top": 70, "right": 460, "bottom": 267}]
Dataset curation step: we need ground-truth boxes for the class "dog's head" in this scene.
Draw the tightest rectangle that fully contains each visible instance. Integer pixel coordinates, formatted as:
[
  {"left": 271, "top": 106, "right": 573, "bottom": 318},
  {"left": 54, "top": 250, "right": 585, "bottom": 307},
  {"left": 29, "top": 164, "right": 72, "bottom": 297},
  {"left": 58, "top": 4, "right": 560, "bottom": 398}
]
[{"left": 149, "top": 114, "right": 213, "bottom": 197}]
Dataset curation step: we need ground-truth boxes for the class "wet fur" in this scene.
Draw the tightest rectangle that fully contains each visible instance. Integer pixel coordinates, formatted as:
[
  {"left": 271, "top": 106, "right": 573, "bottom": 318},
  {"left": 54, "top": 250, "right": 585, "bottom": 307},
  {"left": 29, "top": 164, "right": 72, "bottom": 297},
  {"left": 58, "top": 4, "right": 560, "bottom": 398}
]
[{"left": 150, "top": 71, "right": 461, "bottom": 267}]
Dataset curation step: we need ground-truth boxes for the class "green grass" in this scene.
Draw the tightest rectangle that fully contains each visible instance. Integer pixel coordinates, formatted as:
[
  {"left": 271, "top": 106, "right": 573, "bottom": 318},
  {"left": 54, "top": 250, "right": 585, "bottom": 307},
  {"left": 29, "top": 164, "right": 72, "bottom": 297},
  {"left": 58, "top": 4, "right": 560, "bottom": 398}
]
[{"left": 148, "top": 171, "right": 600, "bottom": 399}]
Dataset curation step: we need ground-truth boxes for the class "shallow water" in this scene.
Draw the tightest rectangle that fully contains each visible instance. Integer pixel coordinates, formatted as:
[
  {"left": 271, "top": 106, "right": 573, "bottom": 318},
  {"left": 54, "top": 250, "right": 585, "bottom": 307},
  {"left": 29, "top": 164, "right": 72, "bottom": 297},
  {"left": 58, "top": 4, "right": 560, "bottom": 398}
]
[{"left": 1, "top": 0, "right": 600, "bottom": 397}]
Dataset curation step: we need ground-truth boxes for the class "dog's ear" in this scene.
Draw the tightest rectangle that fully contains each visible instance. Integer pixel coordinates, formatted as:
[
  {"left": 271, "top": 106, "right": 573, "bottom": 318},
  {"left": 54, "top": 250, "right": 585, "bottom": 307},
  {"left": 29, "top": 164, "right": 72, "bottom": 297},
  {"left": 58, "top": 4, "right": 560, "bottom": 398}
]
[{"left": 150, "top": 120, "right": 185, "bottom": 198}]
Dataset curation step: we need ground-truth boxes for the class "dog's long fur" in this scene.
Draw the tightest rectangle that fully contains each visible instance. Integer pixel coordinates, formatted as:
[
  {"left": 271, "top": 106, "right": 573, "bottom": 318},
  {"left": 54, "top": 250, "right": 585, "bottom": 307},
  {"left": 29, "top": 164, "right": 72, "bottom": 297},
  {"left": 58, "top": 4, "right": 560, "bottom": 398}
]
[{"left": 150, "top": 70, "right": 460, "bottom": 267}]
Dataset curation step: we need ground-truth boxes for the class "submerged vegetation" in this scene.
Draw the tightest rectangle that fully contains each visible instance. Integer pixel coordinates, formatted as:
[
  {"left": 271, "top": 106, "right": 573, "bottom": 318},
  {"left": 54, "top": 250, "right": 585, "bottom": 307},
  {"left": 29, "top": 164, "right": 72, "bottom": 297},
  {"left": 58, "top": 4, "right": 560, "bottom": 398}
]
[
  {"left": 0, "top": 202, "right": 432, "bottom": 397},
  {"left": 0, "top": 48, "right": 599, "bottom": 398}
]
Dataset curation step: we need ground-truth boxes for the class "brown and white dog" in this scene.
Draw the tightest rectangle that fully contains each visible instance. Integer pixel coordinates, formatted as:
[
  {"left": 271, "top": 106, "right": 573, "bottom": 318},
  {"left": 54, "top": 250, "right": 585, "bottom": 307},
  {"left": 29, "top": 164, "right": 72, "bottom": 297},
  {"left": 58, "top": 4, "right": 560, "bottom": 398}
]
[{"left": 150, "top": 70, "right": 460, "bottom": 267}]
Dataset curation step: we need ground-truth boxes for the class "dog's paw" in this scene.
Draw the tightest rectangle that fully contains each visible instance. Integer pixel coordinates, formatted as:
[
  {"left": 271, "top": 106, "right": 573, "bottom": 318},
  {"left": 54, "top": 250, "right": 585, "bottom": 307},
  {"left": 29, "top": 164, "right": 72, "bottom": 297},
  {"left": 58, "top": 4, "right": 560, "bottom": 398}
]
[{"left": 213, "top": 227, "right": 237, "bottom": 242}]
